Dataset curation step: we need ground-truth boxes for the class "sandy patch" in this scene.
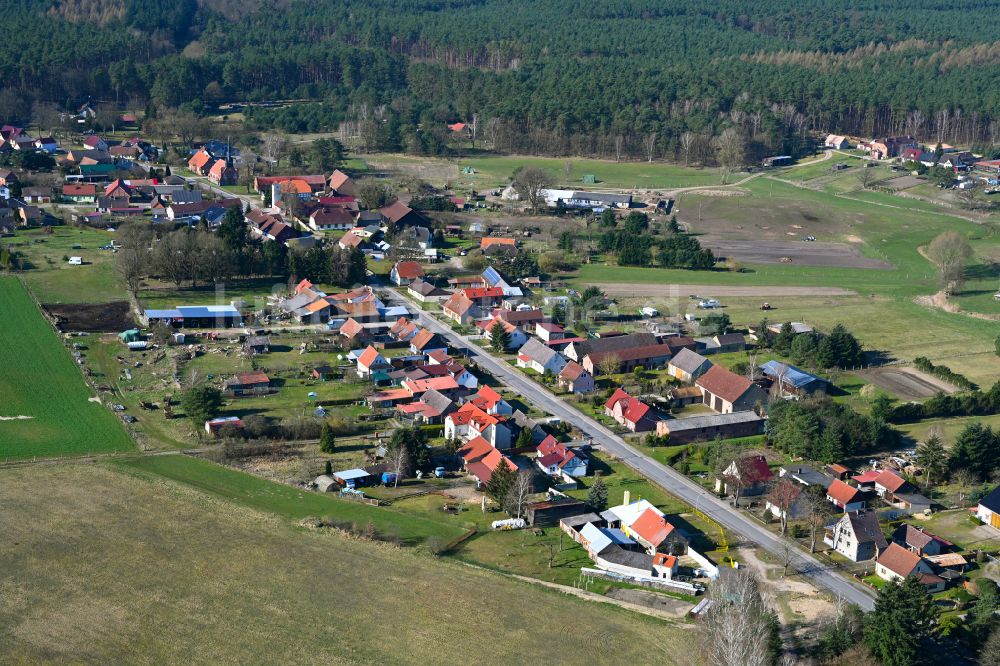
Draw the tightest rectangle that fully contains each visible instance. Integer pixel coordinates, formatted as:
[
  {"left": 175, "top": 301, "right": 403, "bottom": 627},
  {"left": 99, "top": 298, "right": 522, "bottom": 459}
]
[
  {"left": 845, "top": 235, "right": 863, "bottom": 243},
  {"left": 856, "top": 366, "right": 957, "bottom": 400}
]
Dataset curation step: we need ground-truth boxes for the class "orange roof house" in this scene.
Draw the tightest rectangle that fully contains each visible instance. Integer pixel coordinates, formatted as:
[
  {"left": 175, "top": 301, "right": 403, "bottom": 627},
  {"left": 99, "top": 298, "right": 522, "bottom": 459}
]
[{"left": 480, "top": 237, "right": 517, "bottom": 251}]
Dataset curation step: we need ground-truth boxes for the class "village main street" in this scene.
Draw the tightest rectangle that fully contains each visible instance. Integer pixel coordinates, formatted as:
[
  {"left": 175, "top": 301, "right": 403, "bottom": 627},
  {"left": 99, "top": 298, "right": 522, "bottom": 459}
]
[{"left": 382, "top": 287, "right": 878, "bottom": 611}]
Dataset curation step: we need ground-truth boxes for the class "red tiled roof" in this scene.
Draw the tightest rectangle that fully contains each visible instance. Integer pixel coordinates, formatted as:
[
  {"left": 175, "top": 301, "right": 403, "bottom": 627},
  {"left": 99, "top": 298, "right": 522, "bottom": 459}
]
[
  {"left": 462, "top": 286, "right": 505, "bottom": 300},
  {"left": 875, "top": 469, "right": 906, "bottom": 493},
  {"left": 411, "top": 329, "right": 441, "bottom": 351},
  {"left": 357, "top": 346, "right": 384, "bottom": 369},
  {"left": 379, "top": 199, "right": 413, "bottom": 223},
  {"left": 696, "top": 365, "right": 754, "bottom": 403},
  {"left": 852, "top": 470, "right": 881, "bottom": 484},
  {"left": 459, "top": 436, "right": 493, "bottom": 464},
  {"left": 878, "top": 542, "right": 922, "bottom": 578},
  {"left": 63, "top": 184, "right": 97, "bottom": 196},
  {"left": 339, "top": 318, "right": 365, "bottom": 338},
  {"left": 480, "top": 237, "right": 516, "bottom": 250},
  {"left": 469, "top": 386, "right": 503, "bottom": 410},
  {"left": 443, "top": 293, "right": 475, "bottom": 316},
  {"left": 559, "top": 361, "right": 586, "bottom": 381},
  {"left": 393, "top": 261, "right": 424, "bottom": 280},
  {"left": 233, "top": 371, "right": 270, "bottom": 385},
  {"left": 630, "top": 507, "right": 675, "bottom": 547},
  {"left": 403, "top": 376, "right": 459, "bottom": 394},
  {"left": 188, "top": 149, "right": 213, "bottom": 170},
  {"left": 827, "top": 479, "right": 861, "bottom": 506}
]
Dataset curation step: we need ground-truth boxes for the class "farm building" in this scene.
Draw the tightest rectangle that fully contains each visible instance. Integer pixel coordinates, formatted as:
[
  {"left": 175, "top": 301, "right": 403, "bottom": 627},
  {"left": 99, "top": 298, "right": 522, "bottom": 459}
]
[
  {"left": 667, "top": 348, "right": 712, "bottom": 382},
  {"left": 225, "top": 372, "right": 271, "bottom": 397},
  {"left": 760, "top": 361, "right": 829, "bottom": 395},
  {"left": 654, "top": 411, "right": 764, "bottom": 444},
  {"left": 696, "top": 366, "right": 767, "bottom": 414},
  {"left": 144, "top": 305, "right": 243, "bottom": 328}
]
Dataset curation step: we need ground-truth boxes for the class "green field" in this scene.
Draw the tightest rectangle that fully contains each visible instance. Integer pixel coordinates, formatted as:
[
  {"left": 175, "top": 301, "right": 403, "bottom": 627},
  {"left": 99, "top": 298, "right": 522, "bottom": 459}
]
[
  {"left": 119, "top": 455, "right": 464, "bottom": 546},
  {"left": 365, "top": 151, "right": 728, "bottom": 190},
  {"left": 0, "top": 277, "right": 134, "bottom": 459},
  {"left": 11, "top": 227, "right": 123, "bottom": 303},
  {"left": 0, "top": 462, "right": 694, "bottom": 664}
]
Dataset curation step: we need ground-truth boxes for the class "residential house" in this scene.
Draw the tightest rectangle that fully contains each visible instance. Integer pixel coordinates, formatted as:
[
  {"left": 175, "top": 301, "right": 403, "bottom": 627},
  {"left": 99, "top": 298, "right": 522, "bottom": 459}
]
[
  {"left": 864, "top": 136, "right": 917, "bottom": 159},
  {"left": 667, "top": 348, "right": 713, "bottom": 382},
  {"left": 379, "top": 199, "right": 424, "bottom": 229},
  {"left": 441, "top": 292, "right": 479, "bottom": 325},
  {"left": 83, "top": 135, "right": 108, "bottom": 152},
  {"left": 765, "top": 479, "right": 810, "bottom": 523},
  {"left": 311, "top": 365, "right": 336, "bottom": 381},
  {"left": 696, "top": 365, "right": 767, "bottom": 414},
  {"left": 891, "top": 524, "right": 951, "bottom": 557},
  {"left": 558, "top": 361, "right": 595, "bottom": 394},
  {"left": 466, "top": 385, "right": 512, "bottom": 416},
  {"left": 62, "top": 183, "right": 97, "bottom": 203},
  {"left": 445, "top": 403, "right": 511, "bottom": 449},
  {"left": 696, "top": 333, "right": 746, "bottom": 355},
  {"left": 476, "top": 317, "right": 527, "bottom": 350},
  {"left": 389, "top": 317, "right": 419, "bottom": 343},
  {"left": 603, "top": 493, "right": 687, "bottom": 555},
  {"left": 715, "top": 454, "right": 773, "bottom": 497},
  {"left": 20, "top": 187, "right": 52, "bottom": 204},
  {"left": 407, "top": 278, "right": 450, "bottom": 303},
  {"left": 410, "top": 329, "right": 448, "bottom": 357},
  {"left": 339, "top": 318, "right": 370, "bottom": 346},
  {"left": 224, "top": 371, "right": 271, "bottom": 397},
  {"left": 356, "top": 346, "right": 390, "bottom": 378},
  {"left": 826, "top": 479, "right": 869, "bottom": 512},
  {"left": 396, "top": 389, "right": 455, "bottom": 425},
  {"left": 977, "top": 485, "right": 1000, "bottom": 531},
  {"left": 583, "top": 343, "right": 674, "bottom": 376},
  {"left": 0, "top": 169, "right": 17, "bottom": 187},
  {"left": 337, "top": 230, "right": 367, "bottom": 251},
  {"left": 466, "top": 446, "right": 518, "bottom": 487},
  {"left": 390, "top": 261, "right": 424, "bottom": 286},
  {"left": 760, "top": 361, "right": 830, "bottom": 395},
  {"left": 480, "top": 237, "right": 516, "bottom": 252},
  {"left": 496, "top": 307, "right": 544, "bottom": 333},
  {"left": 187, "top": 148, "right": 214, "bottom": 176},
  {"left": 309, "top": 207, "right": 354, "bottom": 232},
  {"left": 655, "top": 411, "right": 764, "bottom": 444},
  {"left": 852, "top": 470, "right": 881, "bottom": 492},
  {"left": 34, "top": 137, "right": 58, "bottom": 153},
  {"left": 824, "top": 135, "right": 850, "bottom": 150},
  {"left": 535, "top": 322, "right": 565, "bottom": 342},
  {"left": 328, "top": 169, "right": 358, "bottom": 197},
  {"left": 535, "top": 435, "right": 588, "bottom": 479},
  {"left": 604, "top": 388, "right": 659, "bottom": 432},
  {"left": 564, "top": 332, "right": 658, "bottom": 363},
  {"left": 780, "top": 465, "right": 834, "bottom": 488},
  {"left": 516, "top": 338, "right": 568, "bottom": 376},
  {"left": 824, "top": 510, "right": 888, "bottom": 562},
  {"left": 511, "top": 410, "right": 548, "bottom": 445},
  {"left": 875, "top": 543, "right": 945, "bottom": 592}
]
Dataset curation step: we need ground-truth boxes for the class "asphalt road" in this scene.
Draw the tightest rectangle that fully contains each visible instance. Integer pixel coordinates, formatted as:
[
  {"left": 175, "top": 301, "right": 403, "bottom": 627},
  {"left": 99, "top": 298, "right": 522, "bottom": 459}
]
[{"left": 386, "top": 288, "right": 875, "bottom": 610}]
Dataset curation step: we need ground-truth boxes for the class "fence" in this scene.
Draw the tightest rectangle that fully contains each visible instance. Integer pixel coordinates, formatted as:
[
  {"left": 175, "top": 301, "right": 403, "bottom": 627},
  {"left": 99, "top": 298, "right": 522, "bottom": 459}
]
[{"left": 580, "top": 568, "right": 701, "bottom": 595}]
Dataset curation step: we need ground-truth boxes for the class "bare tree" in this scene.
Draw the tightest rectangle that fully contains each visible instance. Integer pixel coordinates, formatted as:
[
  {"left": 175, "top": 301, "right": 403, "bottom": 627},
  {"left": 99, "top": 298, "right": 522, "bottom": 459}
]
[
  {"left": 680, "top": 132, "right": 696, "bottom": 166},
  {"left": 704, "top": 568, "right": 777, "bottom": 666},
  {"left": 614, "top": 135, "right": 624, "bottom": 162},
  {"left": 799, "top": 487, "right": 831, "bottom": 553},
  {"left": 714, "top": 127, "right": 746, "bottom": 180},
  {"left": 512, "top": 166, "right": 553, "bottom": 214},
  {"left": 504, "top": 471, "right": 532, "bottom": 519},
  {"left": 766, "top": 477, "right": 801, "bottom": 535},
  {"left": 857, "top": 166, "right": 877, "bottom": 189},
  {"left": 388, "top": 446, "right": 408, "bottom": 489},
  {"left": 644, "top": 131, "right": 657, "bottom": 163},
  {"left": 926, "top": 231, "right": 972, "bottom": 294},
  {"left": 261, "top": 133, "right": 288, "bottom": 167},
  {"left": 114, "top": 221, "right": 152, "bottom": 297},
  {"left": 597, "top": 354, "right": 622, "bottom": 378},
  {"left": 563, "top": 160, "right": 573, "bottom": 181},
  {"left": 745, "top": 350, "right": 760, "bottom": 382},
  {"left": 952, "top": 468, "right": 976, "bottom": 505}
]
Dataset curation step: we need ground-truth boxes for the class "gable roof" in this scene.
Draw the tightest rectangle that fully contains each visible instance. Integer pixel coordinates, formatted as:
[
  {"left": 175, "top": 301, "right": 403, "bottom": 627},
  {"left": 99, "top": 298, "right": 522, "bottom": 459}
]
[
  {"left": 587, "top": 343, "right": 673, "bottom": 366},
  {"left": 393, "top": 261, "right": 424, "bottom": 280},
  {"left": 469, "top": 385, "right": 504, "bottom": 411},
  {"left": 878, "top": 542, "right": 923, "bottom": 578},
  {"left": 827, "top": 479, "right": 862, "bottom": 506},
  {"left": 629, "top": 507, "right": 675, "bottom": 546},
  {"left": 379, "top": 199, "right": 413, "bottom": 223},
  {"left": 604, "top": 388, "right": 652, "bottom": 425},
  {"left": 892, "top": 523, "right": 951, "bottom": 551},
  {"left": 518, "top": 337, "right": 561, "bottom": 365},
  {"left": 559, "top": 361, "right": 588, "bottom": 381},
  {"left": 188, "top": 149, "right": 213, "bottom": 170},
  {"left": 980, "top": 485, "right": 1000, "bottom": 513},
  {"left": 696, "top": 365, "right": 755, "bottom": 403},
  {"left": 443, "top": 292, "right": 476, "bottom": 317},
  {"left": 339, "top": 317, "right": 365, "bottom": 339},
  {"left": 669, "top": 347, "right": 712, "bottom": 374},
  {"left": 572, "top": 333, "right": 657, "bottom": 358},
  {"left": 231, "top": 371, "right": 270, "bottom": 386},
  {"left": 844, "top": 510, "right": 888, "bottom": 550},
  {"left": 357, "top": 346, "right": 385, "bottom": 369},
  {"left": 480, "top": 237, "right": 516, "bottom": 251},
  {"left": 411, "top": 329, "right": 443, "bottom": 351},
  {"left": 875, "top": 469, "right": 907, "bottom": 493}
]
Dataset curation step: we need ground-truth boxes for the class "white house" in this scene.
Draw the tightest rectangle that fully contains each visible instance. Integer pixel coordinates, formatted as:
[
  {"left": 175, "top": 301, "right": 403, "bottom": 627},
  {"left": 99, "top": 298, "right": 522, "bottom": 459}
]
[
  {"left": 516, "top": 338, "right": 567, "bottom": 375},
  {"left": 977, "top": 485, "right": 1000, "bottom": 531}
]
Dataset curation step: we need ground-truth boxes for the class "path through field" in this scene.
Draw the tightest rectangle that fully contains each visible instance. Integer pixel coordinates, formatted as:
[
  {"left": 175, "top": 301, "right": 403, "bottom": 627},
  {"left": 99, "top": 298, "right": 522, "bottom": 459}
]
[{"left": 595, "top": 283, "right": 856, "bottom": 298}]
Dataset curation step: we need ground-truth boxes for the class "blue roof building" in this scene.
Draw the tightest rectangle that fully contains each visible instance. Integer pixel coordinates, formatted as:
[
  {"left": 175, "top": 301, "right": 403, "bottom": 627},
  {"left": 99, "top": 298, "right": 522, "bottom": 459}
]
[
  {"left": 144, "top": 305, "right": 243, "bottom": 328},
  {"left": 760, "top": 360, "right": 829, "bottom": 394}
]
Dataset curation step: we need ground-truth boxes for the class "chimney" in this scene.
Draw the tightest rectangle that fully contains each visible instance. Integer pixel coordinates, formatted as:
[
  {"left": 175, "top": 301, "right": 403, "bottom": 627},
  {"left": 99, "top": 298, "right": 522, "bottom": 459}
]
[{"left": 623, "top": 490, "right": 631, "bottom": 506}]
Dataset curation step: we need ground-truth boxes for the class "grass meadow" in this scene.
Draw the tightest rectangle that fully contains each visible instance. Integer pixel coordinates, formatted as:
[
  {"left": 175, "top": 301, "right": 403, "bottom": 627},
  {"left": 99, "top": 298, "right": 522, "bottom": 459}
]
[
  {"left": 0, "top": 277, "right": 134, "bottom": 459},
  {"left": 0, "top": 462, "right": 696, "bottom": 664}
]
